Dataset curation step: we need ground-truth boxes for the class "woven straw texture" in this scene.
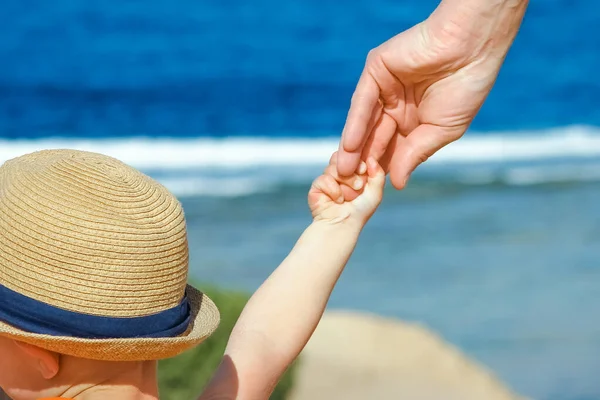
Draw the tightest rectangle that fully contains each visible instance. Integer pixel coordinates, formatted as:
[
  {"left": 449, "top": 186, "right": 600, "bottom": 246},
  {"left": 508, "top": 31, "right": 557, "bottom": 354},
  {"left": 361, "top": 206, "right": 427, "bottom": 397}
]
[{"left": 0, "top": 149, "right": 220, "bottom": 361}]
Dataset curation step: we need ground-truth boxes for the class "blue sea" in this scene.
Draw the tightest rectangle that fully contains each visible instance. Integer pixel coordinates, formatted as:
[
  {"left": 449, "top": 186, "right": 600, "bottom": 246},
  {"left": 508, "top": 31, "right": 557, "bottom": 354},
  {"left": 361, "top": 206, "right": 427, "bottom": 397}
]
[{"left": 1, "top": 0, "right": 600, "bottom": 399}]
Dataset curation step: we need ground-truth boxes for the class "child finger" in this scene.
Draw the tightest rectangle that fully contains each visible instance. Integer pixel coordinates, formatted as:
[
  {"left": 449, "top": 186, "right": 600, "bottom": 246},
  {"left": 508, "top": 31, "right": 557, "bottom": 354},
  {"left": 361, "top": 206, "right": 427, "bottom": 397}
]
[
  {"left": 311, "top": 174, "right": 344, "bottom": 203},
  {"left": 341, "top": 184, "right": 360, "bottom": 201},
  {"left": 324, "top": 164, "right": 366, "bottom": 191}
]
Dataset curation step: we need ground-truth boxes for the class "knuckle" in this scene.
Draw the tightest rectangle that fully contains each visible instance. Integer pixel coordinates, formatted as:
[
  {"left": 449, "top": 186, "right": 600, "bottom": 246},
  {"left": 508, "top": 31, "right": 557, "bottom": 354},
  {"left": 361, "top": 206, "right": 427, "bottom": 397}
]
[
  {"left": 441, "top": 126, "right": 466, "bottom": 142},
  {"left": 366, "top": 48, "right": 380, "bottom": 64},
  {"left": 324, "top": 174, "right": 336, "bottom": 185},
  {"left": 365, "top": 50, "right": 386, "bottom": 75}
]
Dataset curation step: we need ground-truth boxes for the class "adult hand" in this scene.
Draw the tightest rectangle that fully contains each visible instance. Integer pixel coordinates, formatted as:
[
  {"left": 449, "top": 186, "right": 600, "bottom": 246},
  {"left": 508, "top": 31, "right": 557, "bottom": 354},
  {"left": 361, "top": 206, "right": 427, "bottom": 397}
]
[{"left": 336, "top": 0, "right": 529, "bottom": 190}]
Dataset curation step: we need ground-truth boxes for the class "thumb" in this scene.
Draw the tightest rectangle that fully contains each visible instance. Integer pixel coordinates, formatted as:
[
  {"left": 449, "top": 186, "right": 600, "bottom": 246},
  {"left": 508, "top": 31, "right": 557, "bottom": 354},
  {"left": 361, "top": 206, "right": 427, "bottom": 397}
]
[
  {"left": 364, "top": 157, "right": 386, "bottom": 200},
  {"left": 388, "top": 124, "right": 460, "bottom": 189}
]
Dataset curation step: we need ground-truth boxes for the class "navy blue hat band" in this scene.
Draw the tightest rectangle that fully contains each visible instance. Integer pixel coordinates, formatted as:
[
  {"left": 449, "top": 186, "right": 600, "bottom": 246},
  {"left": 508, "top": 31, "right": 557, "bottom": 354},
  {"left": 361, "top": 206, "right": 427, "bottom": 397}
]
[{"left": 0, "top": 283, "right": 192, "bottom": 339}]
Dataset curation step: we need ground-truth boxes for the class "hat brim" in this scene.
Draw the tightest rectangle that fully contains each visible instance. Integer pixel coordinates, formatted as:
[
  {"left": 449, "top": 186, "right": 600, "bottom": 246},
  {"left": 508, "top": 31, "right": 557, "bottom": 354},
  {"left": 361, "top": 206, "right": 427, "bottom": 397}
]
[{"left": 0, "top": 284, "right": 220, "bottom": 361}]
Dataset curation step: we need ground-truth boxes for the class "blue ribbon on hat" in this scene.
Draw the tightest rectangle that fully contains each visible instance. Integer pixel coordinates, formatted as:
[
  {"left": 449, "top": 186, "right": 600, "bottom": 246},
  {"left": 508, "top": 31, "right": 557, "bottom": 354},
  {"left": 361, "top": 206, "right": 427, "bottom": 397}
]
[{"left": 0, "top": 283, "right": 192, "bottom": 339}]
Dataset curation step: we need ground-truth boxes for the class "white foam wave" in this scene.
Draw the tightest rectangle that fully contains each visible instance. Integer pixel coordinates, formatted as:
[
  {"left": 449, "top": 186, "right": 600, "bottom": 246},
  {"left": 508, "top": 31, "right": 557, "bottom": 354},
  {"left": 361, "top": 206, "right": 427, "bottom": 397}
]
[
  {"left": 159, "top": 176, "right": 276, "bottom": 197},
  {"left": 0, "top": 137, "right": 337, "bottom": 170},
  {"left": 503, "top": 163, "right": 600, "bottom": 186},
  {"left": 432, "top": 125, "right": 600, "bottom": 164},
  {"left": 1, "top": 125, "right": 600, "bottom": 170},
  {"left": 2, "top": 125, "right": 600, "bottom": 197},
  {"left": 159, "top": 161, "right": 600, "bottom": 197},
  {"left": 453, "top": 163, "right": 600, "bottom": 187}
]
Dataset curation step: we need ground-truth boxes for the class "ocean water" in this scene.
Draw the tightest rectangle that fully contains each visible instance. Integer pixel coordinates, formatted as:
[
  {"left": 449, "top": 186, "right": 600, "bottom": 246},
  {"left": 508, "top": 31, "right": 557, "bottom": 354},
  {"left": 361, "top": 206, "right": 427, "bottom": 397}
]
[{"left": 1, "top": 0, "right": 600, "bottom": 399}]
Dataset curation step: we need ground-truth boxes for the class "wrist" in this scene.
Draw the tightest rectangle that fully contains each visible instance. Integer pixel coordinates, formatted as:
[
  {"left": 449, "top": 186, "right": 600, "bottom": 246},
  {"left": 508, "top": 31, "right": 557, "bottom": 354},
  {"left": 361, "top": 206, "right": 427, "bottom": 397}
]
[
  {"left": 309, "top": 218, "right": 363, "bottom": 237},
  {"left": 427, "top": 0, "right": 529, "bottom": 60},
  {"left": 433, "top": 0, "right": 529, "bottom": 23}
]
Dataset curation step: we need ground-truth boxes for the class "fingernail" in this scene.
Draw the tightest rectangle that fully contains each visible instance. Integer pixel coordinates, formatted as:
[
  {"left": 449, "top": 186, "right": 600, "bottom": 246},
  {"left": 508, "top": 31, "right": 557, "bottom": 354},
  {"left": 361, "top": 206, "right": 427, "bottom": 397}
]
[
  {"left": 353, "top": 178, "right": 363, "bottom": 190},
  {"left": 358, "top": 162, "right": 367, "bottom": 174},
  {"left": 336, "top": 195, "right": 344, "bottom": 203}
]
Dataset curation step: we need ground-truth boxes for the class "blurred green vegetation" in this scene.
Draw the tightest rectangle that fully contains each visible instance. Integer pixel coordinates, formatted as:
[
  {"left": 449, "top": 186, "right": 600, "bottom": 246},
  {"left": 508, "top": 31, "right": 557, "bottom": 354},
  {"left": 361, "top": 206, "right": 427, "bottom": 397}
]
[{"left": 158, "top": 284, "right": 297, "bottom": 400}]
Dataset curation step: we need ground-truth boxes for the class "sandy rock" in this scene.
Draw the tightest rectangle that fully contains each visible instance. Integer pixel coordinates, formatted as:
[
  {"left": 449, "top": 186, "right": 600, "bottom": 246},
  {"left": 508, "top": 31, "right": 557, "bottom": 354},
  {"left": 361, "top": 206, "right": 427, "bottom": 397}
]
[{"left": 289, "top": 311, "right": 527, "bottom": 400}]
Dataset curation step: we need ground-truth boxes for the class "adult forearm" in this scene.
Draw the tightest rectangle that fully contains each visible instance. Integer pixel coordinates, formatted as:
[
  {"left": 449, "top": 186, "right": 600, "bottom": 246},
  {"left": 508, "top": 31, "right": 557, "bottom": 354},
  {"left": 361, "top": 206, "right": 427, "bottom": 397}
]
[{"left": 428, "top": 0, "right": 529, "bottom": 58}]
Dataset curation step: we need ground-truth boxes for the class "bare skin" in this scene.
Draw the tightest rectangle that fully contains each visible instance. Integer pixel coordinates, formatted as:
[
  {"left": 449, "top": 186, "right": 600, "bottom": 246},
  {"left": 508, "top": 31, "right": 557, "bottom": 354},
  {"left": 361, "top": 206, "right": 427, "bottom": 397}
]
[
  {"left": 0, "top": 337, "right": 158, "bottom": 400},
  {"left": 0, "top": 1, "right": 530, "bottom": 398},
  {"left": 0, "top": 158, "right": 384, "bottom": 400},
  {"left": 337, "top": 0, "right": 529, "bottom": 192}
]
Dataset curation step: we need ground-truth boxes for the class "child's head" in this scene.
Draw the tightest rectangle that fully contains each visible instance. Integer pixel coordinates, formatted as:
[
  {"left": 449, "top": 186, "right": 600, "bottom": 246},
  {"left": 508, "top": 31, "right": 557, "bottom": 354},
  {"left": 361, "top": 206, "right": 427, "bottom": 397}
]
[{"left": 0, "top": 150, "right": 220, "bottom": 397}]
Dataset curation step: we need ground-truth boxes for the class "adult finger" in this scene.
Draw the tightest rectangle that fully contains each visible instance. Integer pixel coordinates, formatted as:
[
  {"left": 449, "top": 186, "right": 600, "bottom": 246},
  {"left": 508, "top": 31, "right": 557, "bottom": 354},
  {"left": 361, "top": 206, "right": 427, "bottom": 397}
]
[
  {"left": 337, "top": 70, "right": 381, "bottom": 177},
  {"left": 378, "top": 132, "right": 399, "bottom": 174},
  {"left": 329, "top": 152, "right": 366, "bottom": 201},
  {"left": 329, "top": 152, "right": 367, "bottom": 175},
  {"left": 325, "top": 156, "right": 366, "bottom": 202},
  {"left": 361, "top": 112, "right": 397, "bottom": 164},
  {"left": 388, "top": 124, "right": 460, "bottom": 189}
]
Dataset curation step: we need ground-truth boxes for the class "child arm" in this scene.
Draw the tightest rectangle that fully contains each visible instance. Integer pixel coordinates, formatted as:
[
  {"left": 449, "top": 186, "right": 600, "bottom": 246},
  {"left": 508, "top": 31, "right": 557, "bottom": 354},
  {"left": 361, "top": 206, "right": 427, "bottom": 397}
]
[{"left": 199, "top": 157, "right": 385, "bottom": 400}]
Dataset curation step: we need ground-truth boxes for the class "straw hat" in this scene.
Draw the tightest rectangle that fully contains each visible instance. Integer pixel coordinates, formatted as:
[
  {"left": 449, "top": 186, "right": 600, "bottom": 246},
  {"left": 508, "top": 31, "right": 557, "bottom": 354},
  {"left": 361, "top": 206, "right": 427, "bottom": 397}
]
[{"left": 0, "top": 149, "right": 220, "bottom": 361}]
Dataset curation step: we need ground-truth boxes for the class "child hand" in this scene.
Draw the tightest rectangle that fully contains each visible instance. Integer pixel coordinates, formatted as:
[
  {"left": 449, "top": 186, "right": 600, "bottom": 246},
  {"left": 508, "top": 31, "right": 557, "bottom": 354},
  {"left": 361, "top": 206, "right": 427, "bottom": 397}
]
[{"left": 308, "top": 156, "right": 385, "bottom": 227}]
